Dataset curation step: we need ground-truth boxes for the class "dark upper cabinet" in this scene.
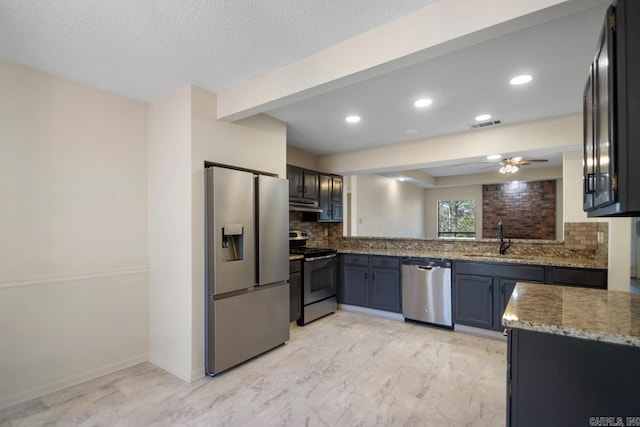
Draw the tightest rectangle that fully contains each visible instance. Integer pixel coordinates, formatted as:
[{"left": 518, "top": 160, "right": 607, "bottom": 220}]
[
  {"left": 584, "top": 0, "right": 640, "bottom": 217},
  {"left": 318, "top": 174, "right": 343, "bottom": 222},
  {"left": 303, "top": 170, "right": 319, "bottom": 200},
  {"left": 331, "top": 176, "right": 342, "bottom": 202},
  {"left": 583, "top": 67, "right": 595, "bottom": 211},
  {"left": 287, "top": 165, "right": 319, "bottom": 202}
]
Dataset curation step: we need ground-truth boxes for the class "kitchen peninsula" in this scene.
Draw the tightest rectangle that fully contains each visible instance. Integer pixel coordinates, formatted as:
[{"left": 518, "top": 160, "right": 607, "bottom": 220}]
[{"left": 502, "top": 283, "right": 640, "bottom": 426}]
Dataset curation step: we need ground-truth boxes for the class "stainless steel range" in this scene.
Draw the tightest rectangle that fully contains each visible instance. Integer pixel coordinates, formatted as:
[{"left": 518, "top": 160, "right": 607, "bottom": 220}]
[{"left": 289, "top": 230, "right": 338, "bottom": 325}]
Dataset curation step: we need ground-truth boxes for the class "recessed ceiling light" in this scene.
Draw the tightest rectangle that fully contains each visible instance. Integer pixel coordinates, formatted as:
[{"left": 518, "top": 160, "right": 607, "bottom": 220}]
[
  {"left": 414, "top": 98, "right": 432, "bottom": 108},
  {"left": 345, "top": 115, "right": 360, "bottom": 123},
  {"left": 487, "top": 154, "right": 502, "bottom": 160},
  {"left": 510, "top": 74, "right": 532, "bottom": 85},
  {"left": 397, "top": 177, "right": 406, "bottom": 182},
  {"left": 475, "top": 114, "right": 492, "bottom": 121},
  {"left": 404, "top": 128, "right": 418, "bottom": 134}
]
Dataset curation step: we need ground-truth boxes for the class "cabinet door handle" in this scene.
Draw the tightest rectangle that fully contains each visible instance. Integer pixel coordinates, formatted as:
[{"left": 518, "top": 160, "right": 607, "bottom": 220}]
[
  {"left": 501, "top": 284, "right": 504, "bottom": 295},
  {"left": 585, "top": 173, "right": 595, "bottom": 194},
  {"left": 364, "top": 272, "right": 368, "bottom": 280},
  {"left": 372, "top": 272, "right": 375, "bottom": 281}
]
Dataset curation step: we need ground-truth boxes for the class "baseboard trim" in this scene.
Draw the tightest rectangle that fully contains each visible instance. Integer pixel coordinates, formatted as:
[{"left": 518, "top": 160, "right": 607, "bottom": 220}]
[
  {"left": 0, "top": 353, "right": 148, "bottom": 410},
  {"left": 190, "top": 367, "right": 206, "bottom": 381},
  {"left": 454, "top": 324, "right": 507, "bottom": 341},
  {"left": 147, "top": 357, "right": 192, "bottom": 383},
  {"left": 0, "top": 266, "right": 149, "bottom": 290},
  {"left": 338, "top": 304, "right": 404, "bottom": 321}
]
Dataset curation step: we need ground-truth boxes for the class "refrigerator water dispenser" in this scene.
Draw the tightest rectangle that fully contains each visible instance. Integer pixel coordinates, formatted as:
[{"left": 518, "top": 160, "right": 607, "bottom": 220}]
[{"left": 222, "top": 224, "right": 244, "bottom": 261}]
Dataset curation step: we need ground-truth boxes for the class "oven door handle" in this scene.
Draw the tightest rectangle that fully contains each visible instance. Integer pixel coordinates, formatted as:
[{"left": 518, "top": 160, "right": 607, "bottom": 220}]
[{"left": 305, "top": 253, "right": 337, "bottom": 262}]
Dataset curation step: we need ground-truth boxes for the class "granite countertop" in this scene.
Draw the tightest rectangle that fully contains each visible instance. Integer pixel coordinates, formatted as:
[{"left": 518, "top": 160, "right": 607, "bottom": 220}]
[
  {"left": 503, "top": 282, "right": 640, "bottom": 347},
  {"left": 336, "top": 247, "right": 607, "bottom": 269},
  {"left": 289, "top": 254, "right": 304, "bottom": 261}
]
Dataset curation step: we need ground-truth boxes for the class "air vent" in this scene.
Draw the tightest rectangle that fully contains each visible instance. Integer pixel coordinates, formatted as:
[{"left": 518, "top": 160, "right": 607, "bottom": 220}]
[{"left": 470, "top": 119, "right": 503, "bottom": 129}]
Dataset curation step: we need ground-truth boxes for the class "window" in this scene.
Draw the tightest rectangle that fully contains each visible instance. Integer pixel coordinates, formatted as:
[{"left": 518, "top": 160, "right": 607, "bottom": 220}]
[{"left": 438, "top": 200, "right": 476, "bottom": 238}]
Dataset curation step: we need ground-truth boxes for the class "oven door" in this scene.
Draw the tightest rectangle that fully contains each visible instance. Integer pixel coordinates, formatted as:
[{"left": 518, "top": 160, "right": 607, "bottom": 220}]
[{"left": 303, "top": 255, "right": 337, "bottom": 305}]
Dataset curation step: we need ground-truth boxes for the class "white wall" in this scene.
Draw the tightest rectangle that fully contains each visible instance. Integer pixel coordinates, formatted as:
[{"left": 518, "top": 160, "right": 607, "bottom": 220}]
[
  {"left": 147, "top": 85, "right": 287, "bottom": 382},
  {"left": 423, "top": 186, "right": 483, "bottom": 239},
  {"left": 0, "top": 60, "right": 148, "bottom": 408},
  {"left": 147, "top": 85, "right": 193, "bottom": 381},
  {"left": 287, "top": 146, "right": 318, "bottom": 170},
  {"left": 562, "top": 151, "right": 595, "bottom": 223},
  {"left": 190, "top": 86, "right": 287, "bottom": 378},
  {"left": 563, "top": 151, "right": 631, "bottom": 291},
  {"left": 352, "top": 175, "right": 424, "bottom": 237}
]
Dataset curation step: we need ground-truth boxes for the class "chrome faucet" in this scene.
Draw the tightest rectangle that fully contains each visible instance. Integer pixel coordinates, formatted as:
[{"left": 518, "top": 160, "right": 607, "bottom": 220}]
[{"left": 498, "top": 220, "right": 511, "bottom": 255}]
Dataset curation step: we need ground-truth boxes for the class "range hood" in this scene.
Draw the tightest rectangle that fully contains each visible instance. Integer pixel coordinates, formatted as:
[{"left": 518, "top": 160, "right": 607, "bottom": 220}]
[{"left": 289, "top": 200, "right": 323, "bottom": 213}]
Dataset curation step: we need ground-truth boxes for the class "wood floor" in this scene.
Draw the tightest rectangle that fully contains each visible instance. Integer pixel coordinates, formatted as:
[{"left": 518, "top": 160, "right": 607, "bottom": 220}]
[{"left": 0, "top": 311, "right": 507, "bottom": 427}]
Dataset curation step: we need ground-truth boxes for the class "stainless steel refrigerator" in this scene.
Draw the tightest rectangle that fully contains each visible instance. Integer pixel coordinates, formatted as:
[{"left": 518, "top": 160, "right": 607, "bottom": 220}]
[{"left": 205, "top": 166, "right": 290, "bottom": 376}]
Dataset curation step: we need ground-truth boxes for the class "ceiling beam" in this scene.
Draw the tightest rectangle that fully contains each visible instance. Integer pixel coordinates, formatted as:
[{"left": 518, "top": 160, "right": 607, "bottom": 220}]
[
  {"left": 317, "top": 114, "right": 581, "bottom": 175},
  {"left": 217, "top": 0, "right": 609, "bottom": 121}
]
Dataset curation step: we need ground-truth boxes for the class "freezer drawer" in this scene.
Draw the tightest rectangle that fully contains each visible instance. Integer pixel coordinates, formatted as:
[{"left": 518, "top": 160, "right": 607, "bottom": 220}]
[
  {"left": 207, "top": 282, "right": 290, "bottom": 375},
  {"left": 402, "top": 263, "right": 452, "bottom": 327}
]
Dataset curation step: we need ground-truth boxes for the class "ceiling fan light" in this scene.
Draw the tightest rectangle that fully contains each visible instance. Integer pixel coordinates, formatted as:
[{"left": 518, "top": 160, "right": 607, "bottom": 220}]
[{"left": 499, "top": 164, "right": 519, "bottom": 174}]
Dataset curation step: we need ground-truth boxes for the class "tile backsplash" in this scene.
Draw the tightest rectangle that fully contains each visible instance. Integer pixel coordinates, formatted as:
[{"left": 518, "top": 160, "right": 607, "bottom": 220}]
[
  {"left": 288, "top": 213, "right": 608, "bottom": 266},
  {"left": 289, "top": 211, "right": 342, "bottom": 247}
]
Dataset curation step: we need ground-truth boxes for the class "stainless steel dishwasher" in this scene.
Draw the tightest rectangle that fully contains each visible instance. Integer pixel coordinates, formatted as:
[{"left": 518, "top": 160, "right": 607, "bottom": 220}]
[{"left": 401, "top": 258, "right": 452, "bottom": 328}]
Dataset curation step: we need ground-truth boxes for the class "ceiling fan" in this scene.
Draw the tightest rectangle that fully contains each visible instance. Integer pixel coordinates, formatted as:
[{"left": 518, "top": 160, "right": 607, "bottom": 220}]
[{"left": 497, "top": 157, "right": 548, "bottom": 174}]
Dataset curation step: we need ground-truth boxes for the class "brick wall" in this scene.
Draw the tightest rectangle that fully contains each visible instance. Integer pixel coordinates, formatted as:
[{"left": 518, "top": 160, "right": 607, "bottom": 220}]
[{"left": 482, "top": 180, "right": 556, "bottom": 240}]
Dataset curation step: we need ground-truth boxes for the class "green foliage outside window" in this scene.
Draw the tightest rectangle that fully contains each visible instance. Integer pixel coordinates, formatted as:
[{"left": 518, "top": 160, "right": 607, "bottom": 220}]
[{"left": 438, "top": 200, "right": 476, "bottom": 238}]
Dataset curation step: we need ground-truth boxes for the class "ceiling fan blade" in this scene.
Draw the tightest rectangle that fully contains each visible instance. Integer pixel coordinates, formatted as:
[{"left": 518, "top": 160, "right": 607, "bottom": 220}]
[
  {"left": 481, "top": 164, "right": 499, "bottom": 170},
  {"left": 447, "top": 161, "right": 494, "bottom": 168},
  {"left": 519, "top": 159, "right": 549, "bottom": 165}
]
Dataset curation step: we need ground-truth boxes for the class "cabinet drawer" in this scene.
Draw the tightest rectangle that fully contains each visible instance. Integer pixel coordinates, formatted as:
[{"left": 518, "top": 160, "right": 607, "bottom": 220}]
[
  {"left": 289, "top": 259, "right": 302, "bottom": 274},
  {"left": 455, "top": 261, "right": 544, "bottom": 282},
  {"left": 550, "top": 268, "right": 606, "bottom": 288},
  {"left": 343, "top": 254, "right": 369, "bottom": 266},
  {"left": 371, "top": 256, "right": 400, "bottom": 269}
]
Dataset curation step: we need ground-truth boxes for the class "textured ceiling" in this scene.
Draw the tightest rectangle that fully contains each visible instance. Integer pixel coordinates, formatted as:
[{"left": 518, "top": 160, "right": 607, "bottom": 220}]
[
  {"left": 0, "top": 1, "right": 607, "bottom": 177},
  {"left": 0, "top": 0, "right": 441, "bottom": 101}
]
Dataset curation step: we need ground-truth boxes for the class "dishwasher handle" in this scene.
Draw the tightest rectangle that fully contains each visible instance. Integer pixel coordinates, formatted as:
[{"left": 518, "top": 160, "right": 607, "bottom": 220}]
[{"left": 417, "top": 265, "right": 434, "bottom": 271}]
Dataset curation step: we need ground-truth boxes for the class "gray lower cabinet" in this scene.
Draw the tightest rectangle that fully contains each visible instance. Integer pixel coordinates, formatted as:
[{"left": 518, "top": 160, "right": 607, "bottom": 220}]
[
  {"left": 289, "top": 260, "right": 302, "bottom": 322},
  {"left": 507, "top": 328, "right": 640, "bottom": 426},
  {"left": 498, "top": 279, "right": 518, "bottom": 324},
  {"left": 547, "top": 267, "right": 607, "bottom": 288},
  {"left": 341, "top": 263, "right": 369, "bottom": 307},
  {"left": 454, "top": 274, "right": 494, "bottom": 329},
  {"left": 370, "top": 266, "right": 401, "bottom": 312},
  {"left": 340, "top": 254, "right": 401, "bottom": 313},
  {"left": 453, "top": 261, "right": 607, "bottom": 331},
  {"left": 454, "top": 262, "right": 545, "bottom": 331}
]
